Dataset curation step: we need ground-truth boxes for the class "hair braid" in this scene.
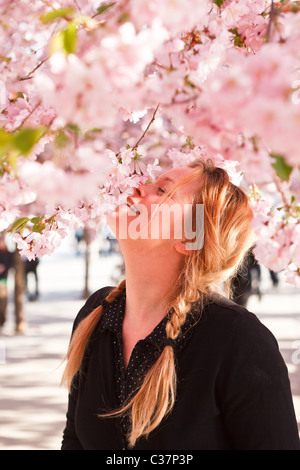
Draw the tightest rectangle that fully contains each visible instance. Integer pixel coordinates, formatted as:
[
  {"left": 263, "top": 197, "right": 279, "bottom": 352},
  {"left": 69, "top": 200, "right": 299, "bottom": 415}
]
[
  {"left": 165, "top": 296, "right": 191, "bottom": 340},
  {"left": 61, "top": 280, "right": 126, "bottom": 390},
  {"left": 105, "top": 279, "right": 126, "bottom": 303},
  {"left": 117, "top": 293, "right": 198, "bottom": 448}
]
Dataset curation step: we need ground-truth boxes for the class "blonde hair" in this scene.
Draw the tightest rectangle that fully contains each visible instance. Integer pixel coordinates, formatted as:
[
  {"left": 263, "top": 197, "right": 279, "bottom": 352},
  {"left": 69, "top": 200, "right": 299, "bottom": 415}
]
[{"left": 61, "top": 159, "right": 255, "bottom": 448}]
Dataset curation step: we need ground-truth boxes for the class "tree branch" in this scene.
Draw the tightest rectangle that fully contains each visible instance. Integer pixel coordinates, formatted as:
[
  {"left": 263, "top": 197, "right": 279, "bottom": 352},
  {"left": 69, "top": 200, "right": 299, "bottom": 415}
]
[
  {"left": 132, "top": 104, "right": 160, "bottom": 150},
  {"left": 19, "top": 57, "right": 49, "bottom": 81},
  {"left": 266, "top": 0, "right": 276, "bottom": 42}
]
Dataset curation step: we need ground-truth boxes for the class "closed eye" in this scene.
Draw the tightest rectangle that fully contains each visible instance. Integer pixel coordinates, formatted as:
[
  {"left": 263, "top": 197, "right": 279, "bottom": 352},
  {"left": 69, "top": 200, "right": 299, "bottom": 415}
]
[{"left": 157, "top": 187, "right": 166, "bottom": 195}]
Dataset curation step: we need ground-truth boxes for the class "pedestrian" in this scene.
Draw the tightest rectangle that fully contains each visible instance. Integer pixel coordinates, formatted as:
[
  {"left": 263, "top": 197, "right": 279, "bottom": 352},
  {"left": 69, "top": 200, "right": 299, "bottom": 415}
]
[
  {"left": 231, "top": 249, "right": 262, "bottom": 307},
  {"left": 24, "top": 258, "right": 39, "bottom": 301},
  {"left": 61, "top": 159, "right": 300, "bottom": 450},
  {"left": 269, "top": 269, "right": 279, "bottom": 288},
  {"left": 230, "top": 253, "right": 252, "bottom": 307},
  {"left": 0, "top": 235, "right": 14, "bottom": 328},
  {"left": 74, "top": 229, "right": 84, "bottom": 255}
]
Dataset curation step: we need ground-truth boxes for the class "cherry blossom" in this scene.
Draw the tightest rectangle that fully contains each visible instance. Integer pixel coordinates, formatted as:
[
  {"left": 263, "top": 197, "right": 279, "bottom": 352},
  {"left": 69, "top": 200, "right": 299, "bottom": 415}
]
[{"left": 0, "top": 0, "right": 299, "bottom": 287}]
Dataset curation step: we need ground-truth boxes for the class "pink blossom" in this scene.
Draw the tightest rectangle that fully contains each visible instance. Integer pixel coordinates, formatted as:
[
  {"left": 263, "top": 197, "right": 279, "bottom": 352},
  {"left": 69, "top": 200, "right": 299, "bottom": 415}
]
[
  {"left": 119, "top": 107, "right": 147, "bottom": 123},
  {"left": 289, "top": 224, "right": 300, "bottom": 267},
  {"left": 284, "top": 270, "right": 300, "bottom": 289},
  {"left": 221, "top": 1, "right": 250, "bottom": 27},
  {"left": 0, "top": 0, "right": 299, "bottom": 274},
  {"left": 290, "top": 168, "right": 300, "bottom": 200},
  {"left": 0, "top": 80, "right": 8, "bottom": 112},
  {"left": 12, "top": 233, "right": 36, "bottom": 261},
  {"left": 55, "top": 209, "right": 84, "bottom": 229},
  {"left": 168, "top": 146, "right": 243, "bottom": 185},
  {"left": 119, "top": 147, "right": 135, "bottom": 165},
  {"left": 253, "top": 238, "right": 292, "bottom": 273},
  {"left": 129, "top": 0, "right": 210, "bottom": 34},
  {"left": 0, "top": 207, "right": 20, "bottom": 232},
  {"left": 145, "top": 158, "right": 161, "bottom": 180},
  {"left": 229, "top": 142, "right": 274, "bottom": 186}
]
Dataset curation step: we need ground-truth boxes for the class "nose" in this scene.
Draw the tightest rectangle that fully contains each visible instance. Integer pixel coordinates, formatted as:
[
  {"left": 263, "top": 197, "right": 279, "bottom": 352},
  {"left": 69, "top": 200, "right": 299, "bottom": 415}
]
[{"left": 133, "top": 184, "right": 147, "bottom": 198}]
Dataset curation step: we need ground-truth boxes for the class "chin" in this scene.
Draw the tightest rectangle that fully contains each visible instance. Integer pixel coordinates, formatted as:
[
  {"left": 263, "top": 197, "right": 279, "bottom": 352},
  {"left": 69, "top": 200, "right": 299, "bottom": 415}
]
[{"left": 106, "top": 205, "right": 135, "bottom": 241}]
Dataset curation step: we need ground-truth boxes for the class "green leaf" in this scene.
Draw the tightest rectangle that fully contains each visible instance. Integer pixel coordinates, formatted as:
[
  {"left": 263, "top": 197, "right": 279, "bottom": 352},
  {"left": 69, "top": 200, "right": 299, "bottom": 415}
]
[
  {"left": 9, "top": 92, "right": 25, "bottom": 103},
  {"left": 96, "top": 3, "right": 116, "bottom": 15},
  {"left": 87, "top": 127, "right": 103, "bottom": 133},
  {"left": 0, "top": 130, "right": 13, "bottom": 158},
  {"left": 51, "top": 22, "right": 77, "bottom": 55},
  {"left": 64, "top": 22, "right": 77, "bottom": 54},
  {"left": 1, "top": 128, "right": 45, "bottom": 174},
  {"left": 229, "top": 27, "right": 245, "bottom": 47},
  {"left": 84, "top": 127, "right": 103, "bottom": 140},
  {"left": 32, "top": 223, "right": 46, "bottom": 233},
  {"left": 30, "top": 216, "right": 44, "bottom": 225},
  {"left": 66, "top": 123, "right": 81, "bottom": 135},
  {"left": 40, "top": 8, "right": 75, "bottom": 23},
  {"left": 0, "top": 128, "right": 45, "bottom": 175},
  {"left": 234, "top": 36, "right": 244, "bottom": 47},
  {"left": 212, "top": 0, "right": 225, "bottom": 6},
  {"left": 118, "top": 11, "right": 130, "bottom": 23},
  {"left": 13, "top": 128, "right": 44, "bottom": 155},
  {"left": 8, "top": 217, "right": 30, "bottom": 233},
  {"left": 30, "top": 216, "right": 46, "bottom": 233},
  {"left": 271, "top": 153, "right": 293, "bottom": 181},
  {"left": 54, "top": 131, "right": 70, "bottom": 148}
]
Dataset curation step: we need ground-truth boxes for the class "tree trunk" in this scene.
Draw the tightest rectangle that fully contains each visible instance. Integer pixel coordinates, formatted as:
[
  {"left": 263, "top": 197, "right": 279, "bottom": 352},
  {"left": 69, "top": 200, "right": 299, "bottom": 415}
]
[
  {"left": 14, "top": 250, "right": 25, "bottom": 333},
  {"left": 83, "top": 229, "right": 91, "bottom": 299}
]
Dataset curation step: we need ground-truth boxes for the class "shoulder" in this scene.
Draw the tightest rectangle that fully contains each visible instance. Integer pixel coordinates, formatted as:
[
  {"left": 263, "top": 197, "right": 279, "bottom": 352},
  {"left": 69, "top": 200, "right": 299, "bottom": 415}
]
[
  {"left": 72, "top": 285, "right": 115, "bottom": 331},
  {"left": 84, "top": 285, "right": 115, "bottom": 311},
  {"left": 196, "top": 294, "right": 280, "bottom": 357},
  {"left": 205, "top": 294, "right": 274, "bottom": 335},
  {"left": 203, "top": 295, "right": 285, "bottom": 375}
]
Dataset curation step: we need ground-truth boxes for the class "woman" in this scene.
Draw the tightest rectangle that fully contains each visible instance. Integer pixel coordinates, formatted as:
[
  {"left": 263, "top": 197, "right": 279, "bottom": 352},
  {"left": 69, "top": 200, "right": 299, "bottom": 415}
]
[{"left": 61, "top": 159, "right": 300, "bottom": 450}]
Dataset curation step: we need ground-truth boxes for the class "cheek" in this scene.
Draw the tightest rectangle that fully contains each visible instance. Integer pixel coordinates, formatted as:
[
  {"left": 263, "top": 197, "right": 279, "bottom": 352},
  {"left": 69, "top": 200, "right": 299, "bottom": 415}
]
[
  {"left": 106, "top": 205, "right": 132, "bottom": 237},
  {"left": 106, "top": 209, "right": 118, "bottom": 237},
  {"left": 107, "top": 202, "right": 187, "bottom": 243},
  {"left": 147, "top": 204, "right": 185, "bottom": 240},
  {"left": 107, "top": 203, "right": 152, "bottom": 241}
]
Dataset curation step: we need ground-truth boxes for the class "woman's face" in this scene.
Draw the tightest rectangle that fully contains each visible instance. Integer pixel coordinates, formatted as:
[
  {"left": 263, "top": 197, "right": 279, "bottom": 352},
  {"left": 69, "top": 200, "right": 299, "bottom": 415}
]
[{"left": 107, "top": 166, "right": 202, "bottom": 253}]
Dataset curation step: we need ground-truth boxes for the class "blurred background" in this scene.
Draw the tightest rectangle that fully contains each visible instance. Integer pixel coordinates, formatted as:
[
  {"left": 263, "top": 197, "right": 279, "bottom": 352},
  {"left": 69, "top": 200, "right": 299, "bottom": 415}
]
[{"left": 0, "top": 230, "right": 299, "bottom": 450}]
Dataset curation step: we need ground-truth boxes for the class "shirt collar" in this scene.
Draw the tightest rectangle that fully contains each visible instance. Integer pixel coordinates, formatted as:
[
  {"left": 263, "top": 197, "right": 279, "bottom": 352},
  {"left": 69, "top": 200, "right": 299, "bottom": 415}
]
[
  {"left": 99, "top": 289, "right": 126, "bottom": 335},
  {"left": 99, "top": 288, "right": 202, "bottom": 352}
]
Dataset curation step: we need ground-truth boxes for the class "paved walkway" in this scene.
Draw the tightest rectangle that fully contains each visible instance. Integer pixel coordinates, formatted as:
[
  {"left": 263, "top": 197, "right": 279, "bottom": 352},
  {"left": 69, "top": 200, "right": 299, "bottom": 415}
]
[{"left": 0, "top": 237, "right": 299, "bottom": 450}]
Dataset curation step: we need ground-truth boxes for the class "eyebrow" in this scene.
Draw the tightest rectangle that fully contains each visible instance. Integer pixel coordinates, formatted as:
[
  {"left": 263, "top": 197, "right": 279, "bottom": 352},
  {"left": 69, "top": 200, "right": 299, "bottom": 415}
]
[{"left": 156, "top": 176, "right": 176, "bottom": 184}]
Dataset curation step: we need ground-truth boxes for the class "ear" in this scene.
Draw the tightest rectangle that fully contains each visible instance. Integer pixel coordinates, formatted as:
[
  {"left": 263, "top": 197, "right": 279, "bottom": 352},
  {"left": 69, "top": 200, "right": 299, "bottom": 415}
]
[{"left": 174, "top": 240, "right": 193, "bottom": 256}]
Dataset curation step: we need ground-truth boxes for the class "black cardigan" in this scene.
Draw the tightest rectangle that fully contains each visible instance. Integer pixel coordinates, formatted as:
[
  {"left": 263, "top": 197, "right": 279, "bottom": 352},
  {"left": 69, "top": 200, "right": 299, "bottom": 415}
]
[{"left": 61, "top": 286, "right": 300, "bottom": 450}]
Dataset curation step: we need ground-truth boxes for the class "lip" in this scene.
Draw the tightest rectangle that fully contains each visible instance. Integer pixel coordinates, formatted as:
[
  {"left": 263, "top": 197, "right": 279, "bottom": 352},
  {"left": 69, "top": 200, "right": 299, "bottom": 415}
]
[{"left": 126, "top": 196, "right": 140, "bottom": 215}]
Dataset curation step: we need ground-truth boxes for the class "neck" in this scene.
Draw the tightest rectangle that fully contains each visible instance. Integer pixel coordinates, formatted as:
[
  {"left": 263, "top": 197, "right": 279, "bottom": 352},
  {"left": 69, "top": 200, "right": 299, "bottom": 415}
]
[{"left": 121, "top": 243, "right": 183, "bottom": 327}]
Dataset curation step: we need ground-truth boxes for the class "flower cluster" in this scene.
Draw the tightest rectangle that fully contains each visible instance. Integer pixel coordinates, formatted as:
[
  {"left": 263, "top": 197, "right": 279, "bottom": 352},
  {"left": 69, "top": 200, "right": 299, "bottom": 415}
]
[{"left": 0, "top": 0, "right": 299, "bottom": 286}]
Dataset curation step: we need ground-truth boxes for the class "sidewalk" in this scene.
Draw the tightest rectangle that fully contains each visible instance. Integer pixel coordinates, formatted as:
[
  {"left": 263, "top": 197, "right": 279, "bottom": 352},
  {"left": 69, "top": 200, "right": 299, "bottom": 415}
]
[
  {"left": 0, "top": 236, "right": 299, "bottom": 450},
  {"left": 0, "top": 235, "right": 122, "bottom": 450}
]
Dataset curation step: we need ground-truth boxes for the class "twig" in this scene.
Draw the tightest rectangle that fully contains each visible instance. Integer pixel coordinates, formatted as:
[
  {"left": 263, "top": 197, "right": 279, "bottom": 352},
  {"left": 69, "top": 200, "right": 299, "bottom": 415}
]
[
  {"left": 132, "top": 104, "right": 160, "bottom": 150},
  {"left": 163, "top": 95, "right": 199, "bottom": 107},
  {"left": 266, "top": 0, "right": 275, "bottom": 42},
  {"left": 273, "top": 173, "right": 290, "bottom": 207},
  {"left": 13, "top": 99, "right": 42, "bottom": 131},
  {"left": 19, "top": 56, "right": 50, "bottom": 81}
]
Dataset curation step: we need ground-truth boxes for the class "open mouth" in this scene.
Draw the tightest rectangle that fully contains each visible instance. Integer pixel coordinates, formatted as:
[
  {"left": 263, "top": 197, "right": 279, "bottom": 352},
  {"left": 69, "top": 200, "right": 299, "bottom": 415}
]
[{"left": 126, "top": 202, "right": 140, "bottom": 215}]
